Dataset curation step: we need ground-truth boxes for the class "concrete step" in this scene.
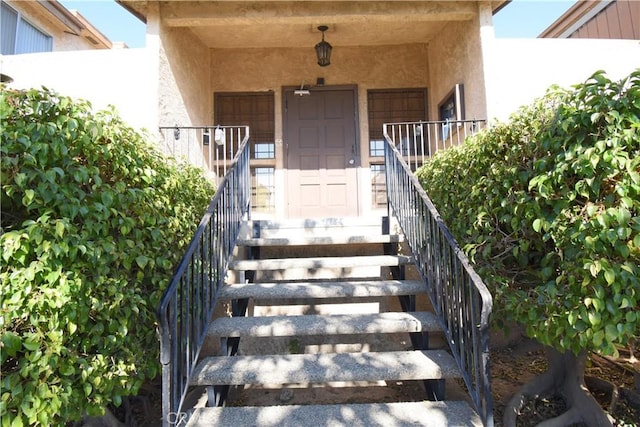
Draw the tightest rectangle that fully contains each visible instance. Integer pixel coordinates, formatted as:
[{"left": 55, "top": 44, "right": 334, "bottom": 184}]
[
  {"left": 237, "top": 234, "right": 403, "bottom": 247},
  {"left": 186, "top": 401, "right": 483, "bottom": 427},
  {"left": 229, "top": 255, "right": 413, "bottom": 271},
  {"left": 207, "top": 311, "right": 440, "bottom": 338},
  {"left": 250, "top": 217, "right": 391, "bottom": 239},
  {"left": 190, "top": 350, "right": 460, "bottom": 386},
  {"left": 218, "top": 280, "right": 425, "bottom": 300}
]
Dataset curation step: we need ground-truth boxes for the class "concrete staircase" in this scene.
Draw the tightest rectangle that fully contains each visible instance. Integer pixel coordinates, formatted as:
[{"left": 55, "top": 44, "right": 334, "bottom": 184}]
[{"left": 185, "top": 217, "right": 483, "bottom": 426}]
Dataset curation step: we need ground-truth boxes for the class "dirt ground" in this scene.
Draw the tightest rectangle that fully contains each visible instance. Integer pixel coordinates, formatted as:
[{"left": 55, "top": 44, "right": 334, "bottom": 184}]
[{"left": 489, "top": 337, "right": 639, "bottom": 427}]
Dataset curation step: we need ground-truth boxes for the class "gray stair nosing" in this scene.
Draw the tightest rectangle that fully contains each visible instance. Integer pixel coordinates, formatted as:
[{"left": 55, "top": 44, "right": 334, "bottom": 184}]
[
  {"left": 207, "top": 311, "right": 441, "bottom": 338},
  {"left": 218, "top": 279, "right": 425, "bottom": 300},
  {"left": 229, "top": 255, "right": 413, "bottom": 271},
  {"left": 186, "top": 401, "right": 483, "bottom": 427},
  {"left": 251, "top": 217, "right": 386, "bottom": 229},
  {"left": 190, "top": 350, "right": 460, "bottom": 386}
]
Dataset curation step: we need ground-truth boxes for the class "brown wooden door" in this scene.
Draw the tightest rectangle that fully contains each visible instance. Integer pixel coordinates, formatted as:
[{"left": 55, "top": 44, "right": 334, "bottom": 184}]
[{"left": 284, "top": 87, "right": 359, "bottom": 218}]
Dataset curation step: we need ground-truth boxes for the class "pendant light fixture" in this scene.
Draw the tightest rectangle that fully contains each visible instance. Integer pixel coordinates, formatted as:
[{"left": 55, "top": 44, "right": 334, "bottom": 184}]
[{"left": 315, "top": 25, "right": 332, "bottom": 67}]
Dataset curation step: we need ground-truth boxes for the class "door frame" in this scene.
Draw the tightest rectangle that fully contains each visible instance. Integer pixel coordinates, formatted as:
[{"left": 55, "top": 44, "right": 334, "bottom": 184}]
[{"left": 281, "top": 84, "right": 361, "bottom": 217}]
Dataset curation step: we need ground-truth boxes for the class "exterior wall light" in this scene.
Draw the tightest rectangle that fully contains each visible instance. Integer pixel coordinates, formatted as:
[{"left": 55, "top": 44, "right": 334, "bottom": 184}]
[{"left": 315, "top": 25, "right": 332, "bottom": 67}]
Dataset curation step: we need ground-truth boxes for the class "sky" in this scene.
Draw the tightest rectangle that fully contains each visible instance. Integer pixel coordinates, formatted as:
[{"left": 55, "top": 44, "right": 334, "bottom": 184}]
[{"left": 60, "top": 0, "right": 578, "bottom": 48}]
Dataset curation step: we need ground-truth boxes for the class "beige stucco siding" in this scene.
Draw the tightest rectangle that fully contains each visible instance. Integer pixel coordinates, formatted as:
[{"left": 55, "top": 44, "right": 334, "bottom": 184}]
[
  {"left": 158, "top": 26, "right": 212, "bottom": 127},
  {"left": 427, "top": 14, "right": 487, "bottom": 122},
  {"left": 210, "top": 44, "right": 429, "bottom": 165},
  {"left": 208, "top": 43, "right": 430, "bottom": 216}
]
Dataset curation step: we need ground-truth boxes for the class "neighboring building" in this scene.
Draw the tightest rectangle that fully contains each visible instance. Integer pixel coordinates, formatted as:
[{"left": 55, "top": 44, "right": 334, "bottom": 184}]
[
  {"left": 539, "top": 0, "right": 639, "bottom": 40},
  {"left": 2, "top": 0, "right": 639, "bottom": 219},
  {"left": 488, "top": 0, "right": 639, "bottom": 122},
  {"left": 1, "top": 0, "right": 113, "bottom": 56}
]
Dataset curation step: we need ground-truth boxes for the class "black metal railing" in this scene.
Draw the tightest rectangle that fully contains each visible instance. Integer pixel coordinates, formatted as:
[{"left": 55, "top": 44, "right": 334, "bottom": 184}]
[
  {"left": 383, "top": 123, "right": 494, "bottom": 427},
  {"left": 159, "top": 125, "right": 249, "bottom": 185},
  {"left": 157, "top": 126, "right": 250, "bottom": 427},
  {"left": 384, "top": 119, "right": 486, "bottom": 171}
]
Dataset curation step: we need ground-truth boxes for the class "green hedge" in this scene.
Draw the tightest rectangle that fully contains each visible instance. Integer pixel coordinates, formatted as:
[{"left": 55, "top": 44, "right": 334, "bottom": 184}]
[
  {"left": 417, "top": 70, "right": 640, "bottom": 356},
  {"left": 1, "top": 87, "right": 214, "bottom": 425}
]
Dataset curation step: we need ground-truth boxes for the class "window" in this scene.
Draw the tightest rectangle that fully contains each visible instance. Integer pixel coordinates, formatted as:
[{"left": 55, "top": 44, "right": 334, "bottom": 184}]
[
  {"left": 367, "top": 88, "right": 428, "bottom": 157},
  {"left": 367, "top": 89, "right": 427, "bottom": 208},
  {"left": 1, "top": 1, "right": 53, "bottom": 55},
  {"left": 214, "top": 92, "right": 275, "bottom": 160},
  {"left": 251, "top": 167, "right": 275, "bottom": 213},
  {"left": 254, "top": 143, "right": 275, "bottom": 159},
  {"left": 370, "top": 164, "right": 387, "bottom": 209},
  {"left": 215, "top": 92, "right": 276, "bottom": 213}
]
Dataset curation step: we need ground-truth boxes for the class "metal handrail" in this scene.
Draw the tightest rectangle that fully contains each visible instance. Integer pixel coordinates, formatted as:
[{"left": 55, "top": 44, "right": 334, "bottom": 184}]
[
  {"left": 158, "top": 125, "right": 249, "bottom": 185},
  {"left": 383, "top": 122, "right": 494, "bottom": 427},
  {"left": 157, "top": 126, "right": 250, "bottom": 427},
  {"left": 383, "top": 119, "right": 486, "bottom": 170}
]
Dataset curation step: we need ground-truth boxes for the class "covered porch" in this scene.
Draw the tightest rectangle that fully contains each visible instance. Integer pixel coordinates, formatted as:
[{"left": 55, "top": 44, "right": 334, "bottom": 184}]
[{"left": 120, "top": 0, "right": 499, "bottom": 219}]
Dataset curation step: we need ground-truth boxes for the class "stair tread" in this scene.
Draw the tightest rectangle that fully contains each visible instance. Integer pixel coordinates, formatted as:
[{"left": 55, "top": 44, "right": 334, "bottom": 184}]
[
  {"left": 186, "top": 401, "right": 483, "bottom": 427},
  {"left": 218, "top": 280, "right": 425, "bottom": 300},
  {"left": 208, "top": 311, "right": 441, "bottom": 338},
  {"left": 253, "top": 216, "right": 386, "bottom": 229},
  {"left": 230, "top": 255, "right": 413, "bottom": 270},
  {"left": 237, "top": 234, "right": 403, "bottom": 247},
  {"left": 190, "top": 350, "right": 460, "bottom": 386}
]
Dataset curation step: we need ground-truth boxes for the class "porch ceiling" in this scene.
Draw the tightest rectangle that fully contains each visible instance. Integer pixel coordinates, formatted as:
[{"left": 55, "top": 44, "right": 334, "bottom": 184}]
[{"left": 118, "top": 1, "right": 503, "bottom": 49}]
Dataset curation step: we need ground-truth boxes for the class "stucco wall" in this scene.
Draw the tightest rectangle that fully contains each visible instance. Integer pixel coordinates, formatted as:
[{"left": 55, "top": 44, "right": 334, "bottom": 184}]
[
  {"left": 491, "top": 38, "right": 640, "bottom": 121},
  {"left": 210, "top": 43, "right": 430, "bottom": 159},
  {"left": 427, "top": 12, "right": 487, "bottom": 122},
  {"left": 1, "top": 49, "right": 151, "bottom": 131},
  {"left": 158, "top": 25, "right": 212, "bottom": 127},
  {"left": 4, "top": 0, "right": 102, "bottom": 52},
  {"left": 209, "top": 43, "right": 431, "bottom": 216}
]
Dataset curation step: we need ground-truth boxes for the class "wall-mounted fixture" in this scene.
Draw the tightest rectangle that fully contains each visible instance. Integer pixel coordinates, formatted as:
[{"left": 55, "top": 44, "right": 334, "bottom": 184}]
[
  {"left": 294, "top": 82, "right": 311, "bottom": 96},
  {"left": 214, "top": 126, "right": 226, "bottom": 146},
  {"left": 315, "top": 25, "right": 332, "bottom": 67}
]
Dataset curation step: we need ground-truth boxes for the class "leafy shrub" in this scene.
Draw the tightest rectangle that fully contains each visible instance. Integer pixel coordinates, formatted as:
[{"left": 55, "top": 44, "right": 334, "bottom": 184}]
[
  {"left": 1, "top": 87, "right": 214, "bottom": 425},
  {"left": 417, "top": 70, "right": 640, "bottom": 356}
]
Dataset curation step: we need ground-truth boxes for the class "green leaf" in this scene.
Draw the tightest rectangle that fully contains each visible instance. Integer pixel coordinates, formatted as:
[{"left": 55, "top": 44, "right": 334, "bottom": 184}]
[
  {"left": 532, "top": 218, "right": 543, "bottom": 233},
  {"left": 10, "top": 414, "right": 24, "bottom": 427},
  {"left": 604, "top": 269, "right": 615, "bottom": 285},
  {"left": 67, "top": 322, "right": 77, "bottom": 335},
  {"left": 625, "top": 311, "right": 636, "bottom": 323},
  {"left": 55, "top": 221, "right": 65, "bottom": 238},
  {"left": 592, "top": 330, "right": 605, "bottom": 347},
  {"left": 23, "top": 189, "right": 35, "bottom": 205},
  {"left": 135, "top": 255, "right": 149, "bottom": 269},
  {"left": 592, "top": 298, "right": 604, "bottom": 312},
  {"left": 22, "top": 339, "right": 39, "bottom": 351},
  {"left": 101, "top": 191, "right": 114, "bottom": 207},
  {"left": 2, "top": 332, "right": 22, "bottom": 358}
]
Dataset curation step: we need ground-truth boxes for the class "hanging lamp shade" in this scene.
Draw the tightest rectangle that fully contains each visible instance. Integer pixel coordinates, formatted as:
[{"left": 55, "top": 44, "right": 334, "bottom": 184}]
[{"left": 315, "top": 25, "right": 332, "bottom": 67}]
